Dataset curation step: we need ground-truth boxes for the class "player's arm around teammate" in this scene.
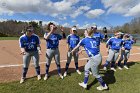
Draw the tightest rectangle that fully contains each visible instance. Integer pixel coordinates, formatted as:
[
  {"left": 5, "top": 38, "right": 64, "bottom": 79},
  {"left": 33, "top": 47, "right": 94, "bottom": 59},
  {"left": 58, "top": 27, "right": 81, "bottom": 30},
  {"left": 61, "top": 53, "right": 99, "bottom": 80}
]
[
  {"left": 71, "top": 29, "right": 108, "bottom": 91},
  {"left": 117, "top": 34, "right": 134, "bottom": 70},
  {"left": 63, "top": 27, "right": 81, "bottom": 77},
  {"left": 19, "top": 26, "right": 42, "bottom": 83},
  {"left": 44, "top": 22, "right": 63, "bottom": 80},
  {"left": 103, "top": 31, "right": 124, "bottom": 72}
]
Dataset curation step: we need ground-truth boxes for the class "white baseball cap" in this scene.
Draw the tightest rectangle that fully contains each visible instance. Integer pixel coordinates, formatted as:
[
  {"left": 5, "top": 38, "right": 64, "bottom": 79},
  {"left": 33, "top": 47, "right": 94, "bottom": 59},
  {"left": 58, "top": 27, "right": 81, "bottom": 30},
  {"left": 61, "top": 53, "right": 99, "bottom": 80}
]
[
  {"left": 71, "top": 27, "right": 77, "bottom": 31},
  {"left": 117, "top": 32, "right": 123, "bottom": 35},
  {"left": 91, "top": 25, "right": 97, "bottom": 28}
]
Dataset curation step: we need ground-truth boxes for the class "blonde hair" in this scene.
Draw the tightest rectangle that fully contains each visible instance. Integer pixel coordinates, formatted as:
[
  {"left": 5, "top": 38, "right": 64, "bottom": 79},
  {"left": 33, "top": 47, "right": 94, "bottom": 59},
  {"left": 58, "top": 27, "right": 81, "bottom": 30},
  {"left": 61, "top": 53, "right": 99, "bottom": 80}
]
[
  {"left": 86, "top": 29, "right": 94, "bottom": 36},
  {"left": 114, "top": 30, "right": 119, "bottom": 35}
]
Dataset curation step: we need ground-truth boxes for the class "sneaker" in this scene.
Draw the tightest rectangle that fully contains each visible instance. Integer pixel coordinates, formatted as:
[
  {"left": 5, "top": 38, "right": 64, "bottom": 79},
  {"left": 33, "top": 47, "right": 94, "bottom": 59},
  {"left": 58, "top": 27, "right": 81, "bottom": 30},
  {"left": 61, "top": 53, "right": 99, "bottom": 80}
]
[
  {"left": 44, "top": 74, "right": 48, "bottom": 80},
  {"left": 76, "top": 70, "right": 81, "bottom": 75},
  {"left": 20, "top": 77, "right": 25, "bottom": 84},
  {"left": 63, "top": 72, "right": 67, "bottom": 77},
  {"left": 110, "top": 67, "right": 116, "bottom": 72},
  {"left": 59, "top": 74, "right": 64, "bottom": 79},
  {"left": 118, "top": 66, "right": 122, "bottom": 70},
  {"left": 89, "top": 71, "right": 92, "bottom": 75},
  {"left": 97, "top": 84, "right": 108, "bottom": 91},
  {"left": 79, "top": 82, "right": 87, "bottom": 89},
  {"left": 103, "top": 67, "right": 107, "bottom": 70},
  {"left": 124, "top": 65, "right": 129, "bottom": 69},
  {"left": 37, "top": 75, "right": 41, "bottom": 80}
]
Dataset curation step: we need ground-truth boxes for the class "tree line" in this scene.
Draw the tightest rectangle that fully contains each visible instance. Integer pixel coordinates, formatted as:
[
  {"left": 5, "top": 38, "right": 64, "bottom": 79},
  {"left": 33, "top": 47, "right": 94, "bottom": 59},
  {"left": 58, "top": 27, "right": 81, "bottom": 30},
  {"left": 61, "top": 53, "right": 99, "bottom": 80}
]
[
  {"left": 114, "top": 17, "right": 140, "bottom": 34},
  {"left": 0, "top": 20, "right": 44, "bottom": 37},
  {"left": 0, "top": 20, "right": 87, "bottom": 37},
  {"left": 2, "top": 18, "right": 140, "bottom": 37}
]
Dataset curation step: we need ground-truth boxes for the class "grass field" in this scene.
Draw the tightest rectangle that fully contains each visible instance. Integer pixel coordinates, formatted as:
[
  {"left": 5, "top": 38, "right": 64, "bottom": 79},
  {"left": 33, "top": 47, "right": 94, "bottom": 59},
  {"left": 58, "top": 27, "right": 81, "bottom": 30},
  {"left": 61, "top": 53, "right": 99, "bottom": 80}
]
[
  {"left": 0, "top": 37, "right": 19, "bottom": 40},
  {"left": 0, "top": 62, "right": 140, "bottom": 93},
  {"left": 134, "top": 41, "right": 140, "bottom": 46}
]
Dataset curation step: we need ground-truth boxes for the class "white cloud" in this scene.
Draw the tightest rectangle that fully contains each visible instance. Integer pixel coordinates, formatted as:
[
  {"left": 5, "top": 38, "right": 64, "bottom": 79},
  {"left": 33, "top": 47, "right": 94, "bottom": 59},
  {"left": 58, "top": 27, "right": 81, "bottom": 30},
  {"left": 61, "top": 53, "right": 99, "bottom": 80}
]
[
  {"left": 0, "top": 0, "right": 95, "bottom": 19},
  {"left": 125, "top": 3, "right": 140, "bottom": 17},
  {"left": 57, "top": 16, "right": 67, "bottom": 20},
  {"left": 72, "top": 20, "right": 77, "bottom": 23},
  {"left": 79, "top": 23, "right": 96, "bottom": 29},
  {"left": 70, "top": 6, "right": 90, "bottom": 18},
  {"left": 0, "top": 0, "right": 80, "bottom": 17},
  {"left": 79, "top": 23, "right": 111, "bottom": 30},
  {"left": 0, "top": 18, "right": 8, "bottom": 22},
  {"left": 62, "top": 23, "right": 71, "bottom": 27},
  {"left": 85, "top": 9, "right": 105, "bottom": 18},
  {"left": 101, "top": 0, "right": 140, "bottom": 17},
  {"left": 75, "top": 24, "right": 80, "bottom": 28}
]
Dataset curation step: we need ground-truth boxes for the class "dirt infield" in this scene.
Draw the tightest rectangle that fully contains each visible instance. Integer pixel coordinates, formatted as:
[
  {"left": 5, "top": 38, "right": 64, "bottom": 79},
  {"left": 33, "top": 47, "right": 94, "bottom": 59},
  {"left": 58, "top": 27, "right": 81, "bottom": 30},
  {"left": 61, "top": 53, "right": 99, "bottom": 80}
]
[{"left": 0, "top": 39, "right": 140, "bottom": 83}]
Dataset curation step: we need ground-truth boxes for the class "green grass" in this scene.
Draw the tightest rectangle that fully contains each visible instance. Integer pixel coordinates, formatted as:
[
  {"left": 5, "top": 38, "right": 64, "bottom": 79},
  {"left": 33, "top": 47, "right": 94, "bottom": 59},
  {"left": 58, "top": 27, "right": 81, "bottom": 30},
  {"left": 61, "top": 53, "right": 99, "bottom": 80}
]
[
  {"left": 134, "top": 41, "right": 140, "bottom": 46},
  {"left": 0, "top": 37, "right": 19, "bottom": 40},
  {"left": 0, "top": 62, "right": 140, "bottom": 93}
]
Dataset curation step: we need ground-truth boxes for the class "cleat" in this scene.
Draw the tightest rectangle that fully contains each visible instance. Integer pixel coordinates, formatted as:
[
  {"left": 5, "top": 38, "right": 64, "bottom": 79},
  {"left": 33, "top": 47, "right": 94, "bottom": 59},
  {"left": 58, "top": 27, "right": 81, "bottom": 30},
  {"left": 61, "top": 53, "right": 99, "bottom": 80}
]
[
  {"left": 118, "top": 66, "right": 122, "bottom": 70},
  {"left": 63, "top": 72, "right": 67, "bottom": 77},
  {"left": 37, "top": 75, "right": 41, "bottom": 80},
  {"left": 20, "top": 77, "right": 25, "bottom": 84},
  {"left": 59, "top": 74, "right": 64, "bottom": 79},
  {"left": 124, "top": 65, "right": 129, "bottom": 69},
  {"left": 110, "top": 67, "right": 116, "bottom": 72},
  {"left": 44, "top": 74, "right": 48, "bottom": 80},
  {"left": 103, "top": 67, "right": 107, "bottom": 70},
  {"left": 76, "top": 70, "right": 81, "bottom": 75},
  {"left": 79, "top": 82, "right": 87, "bottom": 89},
  {"left": 89, "top": 71, "right": 92, "bottom": 75},
  {"left": 97, "top": 84, "right": 108, "bottom": 91}
]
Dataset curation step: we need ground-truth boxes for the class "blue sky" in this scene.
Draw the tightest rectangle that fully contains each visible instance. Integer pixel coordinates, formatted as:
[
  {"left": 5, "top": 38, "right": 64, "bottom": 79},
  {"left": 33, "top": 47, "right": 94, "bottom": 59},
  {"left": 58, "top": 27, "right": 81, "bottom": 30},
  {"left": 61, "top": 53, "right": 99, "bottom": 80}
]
[{"left": 0, "top": 0, "right": 140, "bottom": 29}]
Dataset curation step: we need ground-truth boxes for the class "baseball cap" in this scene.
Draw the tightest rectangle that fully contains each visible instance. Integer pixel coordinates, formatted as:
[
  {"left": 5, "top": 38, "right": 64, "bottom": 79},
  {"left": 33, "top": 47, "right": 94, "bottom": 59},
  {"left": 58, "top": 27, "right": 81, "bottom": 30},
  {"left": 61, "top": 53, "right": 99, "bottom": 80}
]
[
  {"left": 114, "top": 31, "right": 123, "bottom": 35},
  {"left": 117, "top": 32, "right": 123, "bottom": 35},
  {"left": 91, "top": 25, "right": 97, "bottom": 29},
  {"left": 124, "top": 34, "right": 130, "bottom": 37},
  {"left": 21, "top": 30, "right": 25, "bottom": 34},
  {"left": 27, "top": 29, "right": 33, "bottom": 32},
  {"left": 71, "top": 27, "right": 77, "bottom": 31}
]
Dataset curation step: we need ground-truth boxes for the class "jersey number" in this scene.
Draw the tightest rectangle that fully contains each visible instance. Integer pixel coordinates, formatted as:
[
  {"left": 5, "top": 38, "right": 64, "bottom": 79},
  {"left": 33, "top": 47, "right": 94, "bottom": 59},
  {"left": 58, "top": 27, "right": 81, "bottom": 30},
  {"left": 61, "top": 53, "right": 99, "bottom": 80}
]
[
  {"left": 90, "top": 41, "right": 97, "bottom": 48},
  {"left": 28, "top": 44, "right": 34, "bottom": 49}
]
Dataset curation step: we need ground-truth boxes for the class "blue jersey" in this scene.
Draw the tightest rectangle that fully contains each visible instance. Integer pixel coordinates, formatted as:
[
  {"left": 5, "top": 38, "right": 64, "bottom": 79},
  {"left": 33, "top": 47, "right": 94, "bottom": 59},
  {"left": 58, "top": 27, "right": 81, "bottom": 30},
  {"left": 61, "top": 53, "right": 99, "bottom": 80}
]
[
  {"left": 67, "top": 34, "right": 80, "bottom": 49},
  {"left": 93, "top": 32, "right": 104, "bottom": 46},
  {"left": 123, "top": 39, "right": 134, "bottom": 50},
  {"left": 79, "top": 37, "right": 99, "bottom": 57},
  {"left": 44, "top": 33, "right": 62, "bottom": 49},
  {"left": 107, "top": 37, "right": 124, "bottom": 50},
  {"left": 19, "top": 34, "right": 40, "bottom": 52}
]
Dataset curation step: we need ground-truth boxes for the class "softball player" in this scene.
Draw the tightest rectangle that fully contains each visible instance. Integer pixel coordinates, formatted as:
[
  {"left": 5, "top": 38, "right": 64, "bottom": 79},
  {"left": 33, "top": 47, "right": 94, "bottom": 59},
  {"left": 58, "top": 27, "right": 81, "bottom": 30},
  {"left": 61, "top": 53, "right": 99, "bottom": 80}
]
[
  {"left": 88, "top": 25, "right": 104, "bottom": 74},
  {"left": 103, "top": 32, "right": 124, "bottom": 71},
  {"left": 19, "top": 26, "right": 41, "bottom": 83},
  {"left": 63, "top": 27, "right": 81, "bottom": 77},
  {"left": 44, "top": 22, "right": 63, "bottom": 80},
  {"left": 91, "top": 25, "right": 104, "bottom": 49},
  {"left": 71, "top": 29, "right": 108, "bottom": 91},
  {"left": 118, "top": 34, "right": 134, "bottom": 70}
]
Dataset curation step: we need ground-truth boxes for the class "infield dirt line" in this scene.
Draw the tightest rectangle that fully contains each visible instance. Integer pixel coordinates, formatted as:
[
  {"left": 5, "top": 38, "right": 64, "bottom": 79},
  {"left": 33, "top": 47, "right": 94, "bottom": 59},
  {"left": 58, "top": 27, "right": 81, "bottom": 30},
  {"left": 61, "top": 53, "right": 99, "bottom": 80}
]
[{"left": 0, "top": 53, "right": 140, "bottom": 68}]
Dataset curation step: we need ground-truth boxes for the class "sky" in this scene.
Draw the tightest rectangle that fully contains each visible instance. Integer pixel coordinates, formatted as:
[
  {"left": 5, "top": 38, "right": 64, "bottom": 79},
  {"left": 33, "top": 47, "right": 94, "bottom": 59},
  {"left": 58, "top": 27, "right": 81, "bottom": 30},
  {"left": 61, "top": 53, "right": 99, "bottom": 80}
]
[{"left": 0, "top": 0, "right": 140, "bottom": 29}]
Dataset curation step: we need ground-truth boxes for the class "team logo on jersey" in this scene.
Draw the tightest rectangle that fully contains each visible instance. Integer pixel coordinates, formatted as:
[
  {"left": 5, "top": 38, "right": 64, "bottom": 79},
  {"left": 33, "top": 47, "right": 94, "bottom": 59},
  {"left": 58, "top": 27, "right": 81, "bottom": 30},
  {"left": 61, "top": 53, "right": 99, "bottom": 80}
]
[{"left": 50, "top": 37, "right": 57, "bottom": 40}]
